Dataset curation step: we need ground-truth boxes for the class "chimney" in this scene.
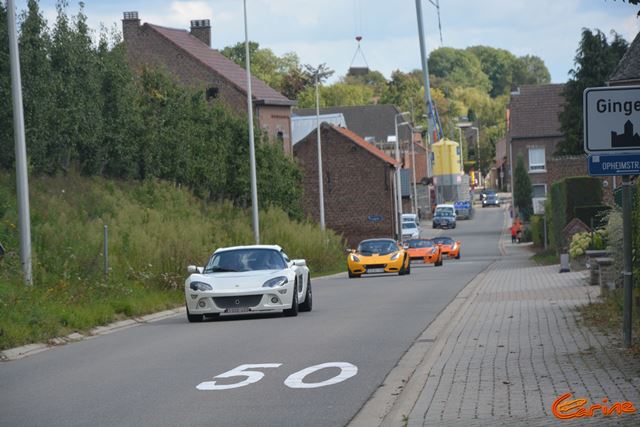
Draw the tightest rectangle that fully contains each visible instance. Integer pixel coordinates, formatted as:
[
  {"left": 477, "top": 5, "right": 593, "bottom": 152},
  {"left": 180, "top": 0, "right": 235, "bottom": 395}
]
[
  {"left": 190, "top": 19, "right": 211, "bottom": 47},
  {"left": 122, "top": 11, "right": 140, "bottom": 42}
]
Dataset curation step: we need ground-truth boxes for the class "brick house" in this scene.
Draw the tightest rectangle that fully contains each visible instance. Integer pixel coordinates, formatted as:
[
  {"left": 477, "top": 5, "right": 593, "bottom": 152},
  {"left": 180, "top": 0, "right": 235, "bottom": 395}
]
[
  {"left": 293, "top": 123, "right": 399, "bottom": 247},
  {"left": 121, "top": 12, "right": 296, "bottom": 154}
]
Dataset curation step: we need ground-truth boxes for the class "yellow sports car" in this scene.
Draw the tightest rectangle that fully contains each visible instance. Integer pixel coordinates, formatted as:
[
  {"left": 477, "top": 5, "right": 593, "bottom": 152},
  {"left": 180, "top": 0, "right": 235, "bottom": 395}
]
[{"left": 347, "top": 238, "right": 410, "bottom": 278}]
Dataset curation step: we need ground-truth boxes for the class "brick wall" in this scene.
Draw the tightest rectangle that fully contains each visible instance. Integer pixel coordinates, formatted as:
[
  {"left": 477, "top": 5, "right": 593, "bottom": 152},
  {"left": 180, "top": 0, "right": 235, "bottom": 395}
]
[
  {"left": 122, "top": 19, "right": 292, "bottom": 152},
  {"left": 294, "top": 124, "right": 396, "bottom": 247}
]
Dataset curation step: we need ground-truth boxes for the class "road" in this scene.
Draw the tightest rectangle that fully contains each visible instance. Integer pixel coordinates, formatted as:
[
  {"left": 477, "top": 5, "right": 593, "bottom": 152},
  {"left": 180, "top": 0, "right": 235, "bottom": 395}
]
[{"left": 0, "top": 206, "right": 506, "bottom": 427}]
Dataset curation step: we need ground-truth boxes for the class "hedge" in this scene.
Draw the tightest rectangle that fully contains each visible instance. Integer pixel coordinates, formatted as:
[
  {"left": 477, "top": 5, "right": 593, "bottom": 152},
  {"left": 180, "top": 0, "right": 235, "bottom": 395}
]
[{"left": 574, "top": 205, "right": 610, "bottom": 229}]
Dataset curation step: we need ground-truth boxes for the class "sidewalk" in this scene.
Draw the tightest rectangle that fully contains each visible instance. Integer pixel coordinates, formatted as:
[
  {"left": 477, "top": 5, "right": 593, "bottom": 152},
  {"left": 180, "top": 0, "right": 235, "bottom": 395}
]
[{"left": 356, "top": 215, "right": 640, "bottom": 426}]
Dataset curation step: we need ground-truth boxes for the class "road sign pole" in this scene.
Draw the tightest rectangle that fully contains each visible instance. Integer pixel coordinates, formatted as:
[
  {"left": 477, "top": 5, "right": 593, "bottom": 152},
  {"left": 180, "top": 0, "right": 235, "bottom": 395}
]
[{"left": 622, "top": 175, "right": 633, "bottom": 348}]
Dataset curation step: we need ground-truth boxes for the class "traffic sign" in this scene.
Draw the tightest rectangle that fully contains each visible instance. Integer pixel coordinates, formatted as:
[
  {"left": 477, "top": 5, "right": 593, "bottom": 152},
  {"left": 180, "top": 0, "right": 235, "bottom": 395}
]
[
  {"left": 584, "top": 86, "right": 640, "bottom": 153},
  {"left": 587, "top": 153, "right": 640, "bottom": 176}
]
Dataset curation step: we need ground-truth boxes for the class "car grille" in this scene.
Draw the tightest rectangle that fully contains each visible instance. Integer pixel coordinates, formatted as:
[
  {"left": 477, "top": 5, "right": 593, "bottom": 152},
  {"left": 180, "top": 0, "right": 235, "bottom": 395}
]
[
  {"left": 213, "top": 295, "right": 263, "bottom": 309},
  {"left": 366, "top": 264, "right": 386, "bottom": 270}
]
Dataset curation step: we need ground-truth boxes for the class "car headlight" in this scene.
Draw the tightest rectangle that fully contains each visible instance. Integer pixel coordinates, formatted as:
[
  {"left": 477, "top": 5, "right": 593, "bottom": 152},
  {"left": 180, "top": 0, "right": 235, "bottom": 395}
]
[
  {"left": 350, "top": 254, "right": 361, "bottom": 263},
  {"left": 390, "top": 252, "right": 400, "bottom": 261},
  {"left": 189, "top": 281, "right": 213, "bottom": 291},
  {"left": 263, "top": 276, "right": 288, "bottom": 288}
]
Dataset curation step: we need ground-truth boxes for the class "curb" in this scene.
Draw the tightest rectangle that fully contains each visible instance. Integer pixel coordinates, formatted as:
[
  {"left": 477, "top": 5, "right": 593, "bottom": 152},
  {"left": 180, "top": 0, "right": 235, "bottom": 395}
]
[{"left": 0, "top": 307, "right": 184, "bottom": 362}]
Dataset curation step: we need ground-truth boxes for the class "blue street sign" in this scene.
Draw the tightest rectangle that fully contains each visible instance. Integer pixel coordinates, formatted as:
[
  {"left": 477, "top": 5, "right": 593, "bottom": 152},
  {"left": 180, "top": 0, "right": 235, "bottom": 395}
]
[
  {"left": 367, "top": 215, "right": 383, "bottom": 222},
  {"left": 588, "top": 153, "right": 640, "bottom": 176},
  {"left": 454, "top": 201, "right": 471, "bottom": 210}
]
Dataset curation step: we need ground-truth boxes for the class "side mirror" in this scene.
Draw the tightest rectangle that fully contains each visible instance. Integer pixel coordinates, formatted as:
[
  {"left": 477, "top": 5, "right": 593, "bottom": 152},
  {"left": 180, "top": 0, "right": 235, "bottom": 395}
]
[
  {"left": 344, "top": 248, "right": 353, "bottom": 254},
  {"left": 292, "top": 259, "right": 307, "bottom": 267},
  {"left": 187, "top": 265, "right": 203, "bottom": 274}
]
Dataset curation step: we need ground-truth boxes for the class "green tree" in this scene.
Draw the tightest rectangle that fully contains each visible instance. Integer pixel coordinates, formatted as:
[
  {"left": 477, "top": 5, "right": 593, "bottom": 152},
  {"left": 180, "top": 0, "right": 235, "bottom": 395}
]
[
  {"left": 296, "top": 82, "right": 374, "bottom": 108},
  {"left": 428, "top": 47, "right": 492, "bottom": 93},
  {"left": 514, "top": 155, "right": 533, "bottom": 219},
  {"left": 466, "top": 46, "right": 517, "bottom": 97},
  {"left": 343, "top": 69, "right": 388, "bottom": 99},
  {"left": 0, "top": 2, "right": 12, "bottom": 169},
  {"left": 511, "top": 55, "right": 551, "bottom": 86},
  {"left": 19, "top": 0, "right": 55, "bottom": 174},
  {"left": 557, "top": 29, "right": 628, "bottom": 155}
]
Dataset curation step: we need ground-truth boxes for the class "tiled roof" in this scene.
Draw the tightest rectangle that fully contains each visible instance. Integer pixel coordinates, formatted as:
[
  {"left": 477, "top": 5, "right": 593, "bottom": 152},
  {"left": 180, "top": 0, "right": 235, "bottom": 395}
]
[
  {"left": 328, "top": 124, "right": 400, "bottom": 166},
  {"left": 609, "top": 31, "right": 640, "bottom": 84},
  {"left": 508, "top": 84, "right": 565, "bottom": 139},
  {"left": 147, "top": 24, "right": 294, "bottom": 106},
  {"left": 294, "top": 104, "right": 413, "bottom": 143}
]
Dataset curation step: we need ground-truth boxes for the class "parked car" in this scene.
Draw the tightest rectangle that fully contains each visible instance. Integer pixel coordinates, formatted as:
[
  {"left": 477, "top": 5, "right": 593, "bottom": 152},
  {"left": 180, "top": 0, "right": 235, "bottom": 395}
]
[
  {"left": 432, "top": 211, "right": 457, "bottom": 229},
  {"left": 405, "top": 239, "right": 443, "bottom": 266},
  {"left": 401, "top": 221, "right": 420, "bottom": 241},
  {"left": 434, "top": 204, "right": 456, "bottom": 217},
  {"left": 481, "top": 189, "right": 496, "bottom": 201},
  {"left": 482, "top": 194, "right": 501, "bottom": 208},
  {"left": 402, "top": 213, "right": 419, "bottom": 226},
  {"left": 432, "top": 236, "right": 461, "bottom": 259},
  {"left": 347, "top": 238, "right": 410, "bottom": 278},
  {"left": 184, "top": 245, "right": 311, "bottom": 322}
]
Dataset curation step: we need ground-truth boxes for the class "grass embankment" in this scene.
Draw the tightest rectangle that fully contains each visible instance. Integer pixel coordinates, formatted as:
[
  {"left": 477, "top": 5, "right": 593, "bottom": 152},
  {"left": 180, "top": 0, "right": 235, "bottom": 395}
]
[
  {"left": 0, "top": 173, "right": 345, "bottom": 350},
  {"left": 530, "top": 249, "right": 558, "bottom": 266}
]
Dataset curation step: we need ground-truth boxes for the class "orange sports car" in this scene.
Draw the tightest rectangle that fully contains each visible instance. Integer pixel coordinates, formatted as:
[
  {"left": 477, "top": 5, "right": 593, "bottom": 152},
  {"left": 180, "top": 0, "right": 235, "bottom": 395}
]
[
  {"left": 432, "top": 236, "right": 461, "bottom": 259},
  {"left": 405, "top": 239, "right": 443, "bottom": 266}
]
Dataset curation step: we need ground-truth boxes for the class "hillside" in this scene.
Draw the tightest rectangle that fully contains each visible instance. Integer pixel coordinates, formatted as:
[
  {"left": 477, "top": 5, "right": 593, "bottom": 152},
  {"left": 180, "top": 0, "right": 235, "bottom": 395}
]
[{"left": 0, "top": 173, "right": 345, "bottom": 350}]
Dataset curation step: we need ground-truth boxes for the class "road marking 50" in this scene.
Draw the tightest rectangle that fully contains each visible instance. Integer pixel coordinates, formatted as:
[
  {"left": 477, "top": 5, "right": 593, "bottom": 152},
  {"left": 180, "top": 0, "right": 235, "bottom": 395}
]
[{"left": 197, "top": 362, "right": 358, "bottom": 391}]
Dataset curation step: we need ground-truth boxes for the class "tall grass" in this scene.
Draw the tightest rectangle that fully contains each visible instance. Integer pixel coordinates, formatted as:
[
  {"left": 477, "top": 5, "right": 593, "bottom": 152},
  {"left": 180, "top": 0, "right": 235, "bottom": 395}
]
[{"left": 0, "top": 173, "right": 345, "bottom": 349}]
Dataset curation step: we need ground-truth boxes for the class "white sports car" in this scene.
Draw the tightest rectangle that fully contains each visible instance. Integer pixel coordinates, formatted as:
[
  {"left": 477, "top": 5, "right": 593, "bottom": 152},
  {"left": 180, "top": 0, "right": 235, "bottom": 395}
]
[{"left": 184, "top": 245, "right": 311, "bottom": 322}]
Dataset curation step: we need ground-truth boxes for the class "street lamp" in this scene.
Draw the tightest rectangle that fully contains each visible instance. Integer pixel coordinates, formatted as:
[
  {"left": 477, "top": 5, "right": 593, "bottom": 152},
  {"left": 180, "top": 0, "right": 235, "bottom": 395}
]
[
  {"left": 471, "top": 126, "right": 481, "bottom": 187},
  {"left": 394, "top": 112, "right": 410, "bottom": 240},
  {"left": 243, "top": 0, "right": 259, "bottom": 244},
  {"left": 455, "top": 120, "right": 472, "bottom": 174},
  {"left": 304, "top": 64, "right": 334, "bottom": 231}
]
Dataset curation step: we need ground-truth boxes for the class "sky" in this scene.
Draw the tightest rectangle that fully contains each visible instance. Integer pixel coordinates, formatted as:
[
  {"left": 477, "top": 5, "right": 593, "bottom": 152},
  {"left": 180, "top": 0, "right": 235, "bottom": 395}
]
[{"left": 9, "top": 0, "right": 640, "bottom": 84}]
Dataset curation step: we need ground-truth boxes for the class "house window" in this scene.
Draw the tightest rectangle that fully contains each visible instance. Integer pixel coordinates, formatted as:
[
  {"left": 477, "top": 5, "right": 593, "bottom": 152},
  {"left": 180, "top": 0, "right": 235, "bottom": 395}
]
[
  {"left": 206, "top": 87, "right": 219, "bottom": 100},
  {"left": 528, "top": 147, "right": 545, "bottom": 171},
  {"left": 276, "top": 131, "right": 284, "bottom": 143},
  {"left": 532, "top": 184, "right": 547, "bottom": 198}
]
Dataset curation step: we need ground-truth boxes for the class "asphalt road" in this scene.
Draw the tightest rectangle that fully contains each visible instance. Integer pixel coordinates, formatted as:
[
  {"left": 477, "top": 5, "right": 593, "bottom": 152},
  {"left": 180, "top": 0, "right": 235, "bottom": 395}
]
[{"left": 0, "top": 206, "right": 506, "bottom": 427}]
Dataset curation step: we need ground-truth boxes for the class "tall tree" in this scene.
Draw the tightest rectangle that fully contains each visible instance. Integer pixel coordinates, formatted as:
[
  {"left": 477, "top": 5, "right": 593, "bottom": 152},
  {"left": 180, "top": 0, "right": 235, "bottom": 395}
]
[
  {"left": 466, "top": 46, "right": 517, "bottom": 97},
  {"left": 0, "top": 2, "right": 13, "bottom": 169},
  {"left": 557, "top": 29, "right": 628, "bottom": 155},
  {"left": 428, "top": 47, "right": 492, "bottom": 93},
  {"left": 511, "top": 55, "right": 551, "bottom": 87},
  {"left": 514, "top": 155, "right": 533, "bottom": 220},
  {"left": 19, "top": 0, "right": 54, "bottom": 174}
]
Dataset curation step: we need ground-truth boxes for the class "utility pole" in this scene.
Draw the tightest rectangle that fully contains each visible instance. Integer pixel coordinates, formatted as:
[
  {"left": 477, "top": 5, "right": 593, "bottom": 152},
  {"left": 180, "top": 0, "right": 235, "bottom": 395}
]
[
  {"left": 7, "top": 0, "right": 32, "bottom": 285},
  {"left": 415, "top": 0, "right": 434, "bottom": 216},
  {"left": 243, "top": 0, "right": 260, "bottom": 244}
]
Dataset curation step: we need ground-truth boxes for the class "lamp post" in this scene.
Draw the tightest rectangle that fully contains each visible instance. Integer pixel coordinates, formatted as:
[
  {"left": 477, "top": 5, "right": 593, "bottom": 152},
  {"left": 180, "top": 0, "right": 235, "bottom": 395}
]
[
  {"left": 304, "top": 64, "right": 334, "bottom": 231},
  {"left": 243, "top": 0, "right": 259, "bottom": 244},
  {"left": 7, "top": 0, "right": 32, "bottom": 285},
  {"left": 471, "top": 126, "right": 481, "bottom": 187},
  {"left": 394, "top": 112, "right": 410, "bottom": 240}
]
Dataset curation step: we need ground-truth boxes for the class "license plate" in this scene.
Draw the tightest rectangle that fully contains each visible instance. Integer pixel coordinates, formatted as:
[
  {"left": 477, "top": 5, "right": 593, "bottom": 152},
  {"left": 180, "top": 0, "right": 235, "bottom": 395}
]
[
  {"left": 226, "top": 307, "right": 250, "bottom": 313},
  {"left": 367, "top": 268, "right": 384, "bottom": 274}
]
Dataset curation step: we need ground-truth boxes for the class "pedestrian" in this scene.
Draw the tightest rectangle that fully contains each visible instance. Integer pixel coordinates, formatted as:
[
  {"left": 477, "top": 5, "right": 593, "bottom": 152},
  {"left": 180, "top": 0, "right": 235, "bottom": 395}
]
[{"left": 511, "top": 224, "right": 517, "bottom": 243}]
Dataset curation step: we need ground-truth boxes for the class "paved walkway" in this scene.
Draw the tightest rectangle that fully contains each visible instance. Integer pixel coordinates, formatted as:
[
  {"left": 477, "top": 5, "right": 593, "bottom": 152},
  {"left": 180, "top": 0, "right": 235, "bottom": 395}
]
[{"left": 403, "top": 231, "right": 640, "bottom": 426}]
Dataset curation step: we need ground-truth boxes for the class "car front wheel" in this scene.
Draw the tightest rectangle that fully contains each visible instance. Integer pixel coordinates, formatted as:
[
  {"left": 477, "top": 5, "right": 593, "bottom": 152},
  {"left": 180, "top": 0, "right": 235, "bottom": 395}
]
[
  {"left": 299, "top": 276, "right": 313, "bottom": 312},
  {"left": 283, "top": 282, "right": 299, "bottom": 317},
  {"left": 186, "top": 304, "right": 203, "bottom": 323}
]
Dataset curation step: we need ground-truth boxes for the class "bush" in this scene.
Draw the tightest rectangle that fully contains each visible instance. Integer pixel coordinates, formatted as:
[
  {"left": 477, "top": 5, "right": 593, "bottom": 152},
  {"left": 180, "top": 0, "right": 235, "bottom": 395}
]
[
  {"left": 569, "top": 230, "right": 606, "bottom": 258},
  {"left": 530, "top": 214, "right": 547, "bottom": 247}
]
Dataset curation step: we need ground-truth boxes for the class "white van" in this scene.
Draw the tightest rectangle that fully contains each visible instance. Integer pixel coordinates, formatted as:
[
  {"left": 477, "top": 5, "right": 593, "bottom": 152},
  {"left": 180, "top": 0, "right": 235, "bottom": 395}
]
[{"left": 402, "top": 213, "right": 419, "bottom": 226}]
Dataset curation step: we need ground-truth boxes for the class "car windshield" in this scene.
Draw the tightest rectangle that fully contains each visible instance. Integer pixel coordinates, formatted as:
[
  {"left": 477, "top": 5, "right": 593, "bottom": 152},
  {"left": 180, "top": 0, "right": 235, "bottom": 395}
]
[
  {"left": 433, "top": 237, "right": 454, "bottom": 245},
  {"left": 434, "top": 211, "right": 454, "bottom": 217},
  {"left": 402, "top": 222, "right": 417, "bottom": 229},
  {"left": 407, "top": 239, "right": 434, "bottom": 248},
  {"left": 357, "top": 240, "right": 398, "bottom": 255},
  {"left": 204, "top": 248, "right": 287, "bottom": 273}
]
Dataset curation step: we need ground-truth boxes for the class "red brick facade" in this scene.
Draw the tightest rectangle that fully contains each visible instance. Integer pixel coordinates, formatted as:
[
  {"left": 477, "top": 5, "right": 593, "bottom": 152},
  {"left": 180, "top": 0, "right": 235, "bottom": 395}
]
[
  {"left": 122, "top": 14, "right": 294, "bottom": 154},
  {"left": 294, "top": 124, "right": 398, "bottom": 247}
]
